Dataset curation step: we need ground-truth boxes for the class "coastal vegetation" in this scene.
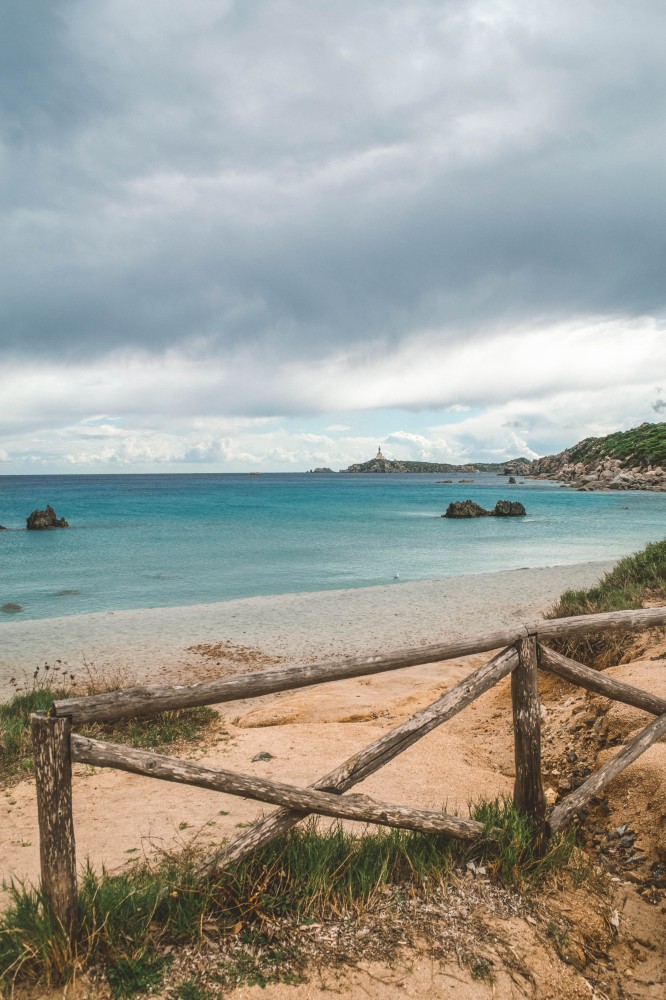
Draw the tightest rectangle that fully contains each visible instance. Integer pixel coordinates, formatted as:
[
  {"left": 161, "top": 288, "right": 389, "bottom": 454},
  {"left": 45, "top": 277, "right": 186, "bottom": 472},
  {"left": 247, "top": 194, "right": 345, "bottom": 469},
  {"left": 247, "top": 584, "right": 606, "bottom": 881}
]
[
  {"left": 548, "top": 537, "right": 666, "bottom": 666},
  {"left": 0, "top": 668, "right": 217, "bottom": 787},
  {"left": 553, "top": 421, "right": 666, "bottom": 470},
  {"left": 0, "top": 803, "right": 575, "bottom": 996}
]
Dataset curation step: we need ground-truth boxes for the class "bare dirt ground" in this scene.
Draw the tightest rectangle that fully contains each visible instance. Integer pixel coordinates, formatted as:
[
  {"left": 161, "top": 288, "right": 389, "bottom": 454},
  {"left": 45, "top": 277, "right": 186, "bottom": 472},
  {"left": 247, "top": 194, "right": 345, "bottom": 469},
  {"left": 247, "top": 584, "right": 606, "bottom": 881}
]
[{"left": 2, "top": 628, "right": 664, "bottom": 999}]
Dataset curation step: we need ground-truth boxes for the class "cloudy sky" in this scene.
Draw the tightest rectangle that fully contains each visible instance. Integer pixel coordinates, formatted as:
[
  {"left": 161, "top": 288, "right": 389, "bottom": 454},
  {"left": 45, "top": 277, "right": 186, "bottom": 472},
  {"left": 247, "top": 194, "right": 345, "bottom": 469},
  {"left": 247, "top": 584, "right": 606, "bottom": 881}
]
[{"left": 2, "top": 0, "right": 666, "bottom": 473}]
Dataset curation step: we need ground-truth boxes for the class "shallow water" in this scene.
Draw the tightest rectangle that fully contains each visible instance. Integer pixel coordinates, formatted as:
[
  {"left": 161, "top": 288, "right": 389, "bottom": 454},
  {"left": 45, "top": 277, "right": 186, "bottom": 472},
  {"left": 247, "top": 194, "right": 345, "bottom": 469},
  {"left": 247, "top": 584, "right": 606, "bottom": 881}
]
[{"left": 1, "top": 472, "right": 665, "bottom": 622}]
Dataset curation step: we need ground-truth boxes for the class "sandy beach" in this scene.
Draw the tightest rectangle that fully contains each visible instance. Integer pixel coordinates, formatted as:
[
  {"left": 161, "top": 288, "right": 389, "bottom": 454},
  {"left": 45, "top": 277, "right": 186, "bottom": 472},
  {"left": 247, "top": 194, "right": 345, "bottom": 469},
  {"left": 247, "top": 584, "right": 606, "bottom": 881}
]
[
  {"left": 2, "top": 554, "right": 665, "bottom": 998},
  {"left": 0, "top": 559, "right": 616, "bottom": 699}
]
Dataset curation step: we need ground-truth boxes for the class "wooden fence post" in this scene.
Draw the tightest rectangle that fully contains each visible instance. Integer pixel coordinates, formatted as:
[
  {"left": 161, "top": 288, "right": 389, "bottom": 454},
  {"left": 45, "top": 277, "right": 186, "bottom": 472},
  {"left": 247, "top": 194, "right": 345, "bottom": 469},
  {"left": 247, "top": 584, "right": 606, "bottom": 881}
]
[
  {"left": 30, "top": 713, "right": 78, "bottom": 936},
  {"left": 511, "top": 637, "right": 546, "bottom": 851}
]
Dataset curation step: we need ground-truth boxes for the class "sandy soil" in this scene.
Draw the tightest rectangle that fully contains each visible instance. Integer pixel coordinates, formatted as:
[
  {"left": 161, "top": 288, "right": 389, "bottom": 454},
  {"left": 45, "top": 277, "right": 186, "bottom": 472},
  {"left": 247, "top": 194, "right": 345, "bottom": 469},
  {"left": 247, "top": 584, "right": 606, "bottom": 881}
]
[{"left": 2, "top": 564, "right": 664, "bottom": 999}]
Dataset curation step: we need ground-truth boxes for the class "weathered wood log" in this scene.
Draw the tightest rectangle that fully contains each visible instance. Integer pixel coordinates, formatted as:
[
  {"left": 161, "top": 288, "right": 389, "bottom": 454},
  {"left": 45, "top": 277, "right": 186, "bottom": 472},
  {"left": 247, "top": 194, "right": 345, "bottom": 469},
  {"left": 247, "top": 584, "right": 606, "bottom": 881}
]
[
  {"left": 51, "top": 606, "right": 666, "bottom": 724},
  {"left": 548, "top": 711, "right": 666, "bottom": 834},
  {"left": 200, "top": 645, "right": 518, "bottom": 871},
  {"left": 533, "top": 605, "right": 666, "bottom": 640},
  {"left": 30, "top": 714, "right": 77, "bottom": 935},
  {"left": 52, "top": 628, "right": 524, "bottom": 723},
  {"left": 71, "top": 734, "right": 483, "bottom": 839},
  {"left": 539, "top": 644, "right": 666, "bottom": 716},
  {"left": 511, "top": 637, "right": 546, "bottom": 850}
]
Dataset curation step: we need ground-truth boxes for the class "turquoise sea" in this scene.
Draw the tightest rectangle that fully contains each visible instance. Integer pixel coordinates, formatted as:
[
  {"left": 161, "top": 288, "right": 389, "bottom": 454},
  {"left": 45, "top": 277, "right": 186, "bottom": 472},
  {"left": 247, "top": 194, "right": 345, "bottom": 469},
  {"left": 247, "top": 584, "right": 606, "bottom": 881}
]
[{"left": 1, "top": 473, "right": 665, "bottom": 623}]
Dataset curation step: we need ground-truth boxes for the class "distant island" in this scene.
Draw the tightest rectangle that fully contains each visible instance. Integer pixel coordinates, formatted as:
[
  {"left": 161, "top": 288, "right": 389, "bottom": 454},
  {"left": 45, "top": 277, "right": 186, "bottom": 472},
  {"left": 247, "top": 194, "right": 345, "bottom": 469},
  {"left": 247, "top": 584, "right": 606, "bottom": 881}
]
[
  {"left": 340, "top": 446, "right": 527, "bottom": 475},
  {"left": 331, "top": 422, "right": 666, "bottom": 490}
]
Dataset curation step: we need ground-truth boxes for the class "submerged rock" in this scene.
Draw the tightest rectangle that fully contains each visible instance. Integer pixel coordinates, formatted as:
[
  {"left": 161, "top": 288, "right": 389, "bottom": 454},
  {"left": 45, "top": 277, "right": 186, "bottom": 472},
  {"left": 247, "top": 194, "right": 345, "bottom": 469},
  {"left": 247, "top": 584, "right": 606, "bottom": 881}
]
[
  {"left": 1, "top": 602, "right": 22, "bottom": 613},
  {"left": 0, "top": 524, "right": 6, "bottom": 530},
  {"left": 26, "top": 505, "right": 69, "bottom": 530}
]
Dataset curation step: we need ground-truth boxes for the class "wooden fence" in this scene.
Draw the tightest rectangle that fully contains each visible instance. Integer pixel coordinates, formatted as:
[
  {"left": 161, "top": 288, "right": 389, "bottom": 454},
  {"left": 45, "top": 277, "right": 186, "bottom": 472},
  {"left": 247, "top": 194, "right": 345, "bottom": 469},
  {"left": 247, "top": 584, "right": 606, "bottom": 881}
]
[{"left": 30, "top": 605, "right": 666, "bottom": 937}]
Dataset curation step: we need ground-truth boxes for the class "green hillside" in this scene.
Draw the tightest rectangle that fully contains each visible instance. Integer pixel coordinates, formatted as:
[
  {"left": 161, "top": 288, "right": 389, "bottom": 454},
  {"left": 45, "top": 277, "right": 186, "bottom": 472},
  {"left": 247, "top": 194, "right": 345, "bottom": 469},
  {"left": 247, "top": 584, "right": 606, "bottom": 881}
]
[{"left": 559, "top": 422, "right": 666, "bottom": 469}]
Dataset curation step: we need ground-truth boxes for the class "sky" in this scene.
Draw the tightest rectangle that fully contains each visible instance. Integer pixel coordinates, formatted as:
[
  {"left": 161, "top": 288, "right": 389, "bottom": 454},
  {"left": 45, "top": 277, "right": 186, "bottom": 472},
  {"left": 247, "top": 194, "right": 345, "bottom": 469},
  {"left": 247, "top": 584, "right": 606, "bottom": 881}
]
[{"left": 1, "top": 0, "right": 666, "bottom": 473}]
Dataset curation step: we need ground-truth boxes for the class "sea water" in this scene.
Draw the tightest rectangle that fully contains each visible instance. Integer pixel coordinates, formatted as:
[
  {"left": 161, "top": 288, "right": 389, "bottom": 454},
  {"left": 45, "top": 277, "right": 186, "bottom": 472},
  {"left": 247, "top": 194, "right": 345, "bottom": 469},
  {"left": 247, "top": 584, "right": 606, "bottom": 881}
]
[{"left": 1, "top": 473, "right": 665, "bottom": 623}]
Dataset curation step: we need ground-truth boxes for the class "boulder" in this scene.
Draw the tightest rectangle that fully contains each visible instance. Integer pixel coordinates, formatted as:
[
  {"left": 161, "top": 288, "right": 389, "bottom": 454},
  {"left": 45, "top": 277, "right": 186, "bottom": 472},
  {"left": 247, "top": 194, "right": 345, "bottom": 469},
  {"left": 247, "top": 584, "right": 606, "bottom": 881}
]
[
  {"left": 26, "top": 505, "right": 69, "bottom": 530},
  {"left": 508, "top": 476, "right": 516, "bottom": 484},
  {"left": 442, "top": 499, "right": 527, "bottom": 518},
  {"left": 442, "top": 500, "right": 489, "bottom": 518},
  {"left": 0, "top": 524, "right": 6, "bottom": 530},
  {"left": 491, "top": 500, "right": 526, "bottom": 517}
]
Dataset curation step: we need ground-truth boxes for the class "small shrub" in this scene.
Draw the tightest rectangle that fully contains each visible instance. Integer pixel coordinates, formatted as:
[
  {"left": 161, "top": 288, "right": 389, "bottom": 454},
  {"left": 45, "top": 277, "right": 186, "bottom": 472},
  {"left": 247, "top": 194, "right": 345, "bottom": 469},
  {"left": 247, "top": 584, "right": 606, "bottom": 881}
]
[{"left": 547, "top": 538, "right": 666, "bottom": 667}]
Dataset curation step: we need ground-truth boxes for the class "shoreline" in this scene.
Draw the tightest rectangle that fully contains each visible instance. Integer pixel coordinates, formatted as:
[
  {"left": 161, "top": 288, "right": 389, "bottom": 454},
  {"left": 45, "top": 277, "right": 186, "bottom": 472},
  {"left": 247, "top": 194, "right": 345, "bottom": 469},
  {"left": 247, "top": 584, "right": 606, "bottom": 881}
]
[{"left": 0, "top": 558, "right": 615, "bottom": 698}]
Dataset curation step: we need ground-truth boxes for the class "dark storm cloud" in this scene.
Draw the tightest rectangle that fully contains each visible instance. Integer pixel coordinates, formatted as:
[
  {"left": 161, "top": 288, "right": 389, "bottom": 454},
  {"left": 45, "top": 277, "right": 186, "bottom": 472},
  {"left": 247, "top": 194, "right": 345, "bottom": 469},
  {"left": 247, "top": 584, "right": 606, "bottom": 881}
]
[{"left": 2, "top": 0, "right": 666, "bottom": 366}]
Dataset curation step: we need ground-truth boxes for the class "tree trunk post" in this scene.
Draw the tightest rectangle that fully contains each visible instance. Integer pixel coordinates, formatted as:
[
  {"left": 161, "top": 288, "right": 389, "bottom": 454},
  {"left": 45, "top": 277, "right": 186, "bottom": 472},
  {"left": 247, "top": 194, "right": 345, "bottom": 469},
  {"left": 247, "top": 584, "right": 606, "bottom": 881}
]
[
  {"left": 511, "top": 637, "right": 546, "bottom": 852},
  {"left": 30, "top": 713, "right": 78, "bottom": 937}
]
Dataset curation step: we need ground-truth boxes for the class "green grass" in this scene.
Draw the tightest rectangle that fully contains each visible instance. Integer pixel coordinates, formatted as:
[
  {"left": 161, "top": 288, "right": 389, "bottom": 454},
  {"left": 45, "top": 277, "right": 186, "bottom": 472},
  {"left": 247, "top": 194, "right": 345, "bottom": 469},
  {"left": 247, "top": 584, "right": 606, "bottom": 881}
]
[
  {"left": 0, "top": 671, "right": 218, "bottom": 786},
  {"left": 0, "top": 802, "right": 575, "bottom": 995},
  {"left": 547, "top": 537, "right": 666, "bottom": 666}
]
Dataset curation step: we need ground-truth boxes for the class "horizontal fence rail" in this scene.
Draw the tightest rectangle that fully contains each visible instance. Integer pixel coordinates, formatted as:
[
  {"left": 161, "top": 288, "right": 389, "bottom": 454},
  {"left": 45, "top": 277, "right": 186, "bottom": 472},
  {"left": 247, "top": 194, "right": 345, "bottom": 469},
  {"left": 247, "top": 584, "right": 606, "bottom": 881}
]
[
  {"left": 52, "top": 605, "right": 666, "bottom": 724},
  {"left": 29, "top": 603, "right": 666, "bottom": 940},
  {"left": 71, "top": 734, "right": 484, "bottom": 839}
]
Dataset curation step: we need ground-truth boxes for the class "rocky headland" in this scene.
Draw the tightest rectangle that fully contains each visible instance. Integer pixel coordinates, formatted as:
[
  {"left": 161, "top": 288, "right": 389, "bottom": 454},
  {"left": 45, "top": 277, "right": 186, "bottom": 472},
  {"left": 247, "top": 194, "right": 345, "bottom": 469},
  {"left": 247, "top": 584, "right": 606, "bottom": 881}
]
[
  {"left": 338, "top": 422, "right": 666, "bottom": 490},
  {"left": 524, "top": 421, "right": 666, "bottom": 492}
]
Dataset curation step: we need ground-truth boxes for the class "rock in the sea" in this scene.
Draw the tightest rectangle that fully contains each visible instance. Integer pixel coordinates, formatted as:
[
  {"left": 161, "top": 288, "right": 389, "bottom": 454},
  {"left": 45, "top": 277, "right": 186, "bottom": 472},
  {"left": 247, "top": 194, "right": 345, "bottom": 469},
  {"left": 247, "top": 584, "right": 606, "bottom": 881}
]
[
  {"left": 443, "top": 500, "right": 489, "bottom": 518},
  {"left": 508, "top": 476, "right": 516, "bottom": 484},
  {"left": 26, "top": 505, "right": 69, "bottom": 530},
  {"left": 0, "top": 524, "right": 6, "bottom": 530},
  {"left": 443, "top": 499, "right": 527, "bottom": 518},
  {"left": 1, "top": 602, "right": 22, "bottom": 613},
  {"left": 491, "top": 500, "right": 526, "bottom": 517}
]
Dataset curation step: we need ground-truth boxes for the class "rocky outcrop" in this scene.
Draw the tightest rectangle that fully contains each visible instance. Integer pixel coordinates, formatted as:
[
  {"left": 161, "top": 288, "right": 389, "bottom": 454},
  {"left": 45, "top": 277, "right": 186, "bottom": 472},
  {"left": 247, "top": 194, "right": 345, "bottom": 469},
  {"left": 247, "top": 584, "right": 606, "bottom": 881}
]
[
  {"left": 524, "top": 422, "right": 666, "bottom": 491},
  {"left": 443, "top": 500, "right": 488, "bottom": 518},
  {"left": 501, "top": 462, "right": 531, "bottom": 476},
  {"left": 443, "top": 499, "right": 526, "bottom": 518},
  {"left": 0, "top": 524, "right": 6, "bottom": 530},
  {"left": 311, "top": 467, "right": 334, "bottom": 473},
  {"left": 528, "top": 454, "right": 666, "bottom": 492},
  {"left": 492, "top": 500, "right": 526, "bottom": 517},
  {"left": 26, "top": 505, "right": 69, "bottom": 530}
]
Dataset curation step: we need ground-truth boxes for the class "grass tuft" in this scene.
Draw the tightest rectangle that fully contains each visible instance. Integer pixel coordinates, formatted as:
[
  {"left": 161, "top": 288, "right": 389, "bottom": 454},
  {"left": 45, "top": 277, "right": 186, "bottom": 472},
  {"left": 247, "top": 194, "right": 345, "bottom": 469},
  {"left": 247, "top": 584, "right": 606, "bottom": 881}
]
[
  {"left": 0, "top": 666, "right": 218, "bottom": 786},
  {"left": 546, "top": 537, "right": 666, "bottom": 667},
  {"left": 0, "top": 804, "right": 575, "bottom": 995}
]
